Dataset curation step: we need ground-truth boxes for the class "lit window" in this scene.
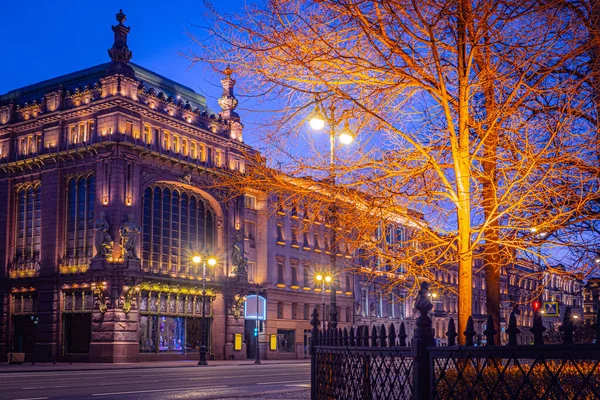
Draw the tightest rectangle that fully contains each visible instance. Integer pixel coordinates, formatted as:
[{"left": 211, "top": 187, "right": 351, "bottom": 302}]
[
  {"left": 181, "top": 139, "right": 188, "bottom": 156},
  {"left": 190, "top": 142, "right": 197, "bottom": 159},
  {"left": 144, "top": 125, "right": 152, "bottom": 143},
  {"left": 215, "top": 149, "right": 222, "bottom": 166},
  {"left": 125, "top": 121, "right": 133, "bottom": 136},
  {"left": 244, "top": 220, "right": 256, "bottom": 248},
  {"left": 163, "top": 131, "right": 170, "bottom": 150},
  {"left": 65, "top": 175, "right": 95, "bottom": 262},
  {"left": 244, "top": 194, "right": 257, "bottom": 210}
]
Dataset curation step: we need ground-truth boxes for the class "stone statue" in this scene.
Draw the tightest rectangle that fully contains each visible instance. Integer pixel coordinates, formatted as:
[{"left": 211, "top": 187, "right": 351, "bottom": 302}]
[
  {"left": 231, "top": 231, "right": 248, "bottom": 274},
  {"left": 119, "top": 213, "right": 141, "bottom": 260},
  {"left": 94, "top": 212, "right": 113, "bottom": 259}
]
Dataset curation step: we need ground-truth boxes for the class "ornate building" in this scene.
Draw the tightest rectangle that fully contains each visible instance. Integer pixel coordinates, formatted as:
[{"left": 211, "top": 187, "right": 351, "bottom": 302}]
[
  {"left": 0, "top": 11, "right": 260, "bottom": 362},
  {"left": 584, "top": 277, "right": 600, "bottom": 324}
]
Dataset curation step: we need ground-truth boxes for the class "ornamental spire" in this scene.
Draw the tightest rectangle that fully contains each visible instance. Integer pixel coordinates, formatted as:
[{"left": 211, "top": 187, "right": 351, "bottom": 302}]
[
  {"left": 218, "top": 65, "right": 239, "bottom": 119},
  {"left": 108, "top": 9, "right": 132, "bottom": 63}
]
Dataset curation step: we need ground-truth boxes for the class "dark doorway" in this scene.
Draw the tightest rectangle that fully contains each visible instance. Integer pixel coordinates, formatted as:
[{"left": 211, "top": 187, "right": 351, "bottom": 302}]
[
  {"left": 12, "top": 315, "right": 37, "bottom": 353},
  {"left": 63, "top": 313, "right": 92, "bottom": 354}
]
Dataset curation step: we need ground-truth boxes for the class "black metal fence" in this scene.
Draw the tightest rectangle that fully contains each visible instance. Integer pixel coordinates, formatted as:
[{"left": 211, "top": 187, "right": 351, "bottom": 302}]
[{"left": 310, "top": 289, "right": 600, "bottom": 399}]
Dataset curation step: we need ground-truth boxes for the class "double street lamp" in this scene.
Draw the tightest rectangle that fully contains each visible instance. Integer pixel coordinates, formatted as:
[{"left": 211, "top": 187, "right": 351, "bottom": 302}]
[
  {"left": 309, "top": 104, "right": 354, "bottom": 330},
  {"left": 315, "top": 273, "right": 333, "bottom": 330},
  {"left": 192, "top": 255, "right": 217, "bottom": 366}
]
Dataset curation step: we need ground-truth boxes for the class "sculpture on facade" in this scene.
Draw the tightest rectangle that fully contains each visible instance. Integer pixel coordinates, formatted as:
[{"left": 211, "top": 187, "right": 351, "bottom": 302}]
[
  {"left": 94, "top": 212, "right": 113, "bottom": 259},
  {"left": 231, "top": 231, "right": 248, "bottom": 275},
  {"left": 119, "top": 213, "right": 141, "bottom": 260}
]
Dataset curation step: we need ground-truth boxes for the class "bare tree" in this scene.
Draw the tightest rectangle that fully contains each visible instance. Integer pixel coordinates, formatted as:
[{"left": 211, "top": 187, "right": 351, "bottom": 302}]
[{"left": 192, "top": 0, "right": 599, "bottom": 343}]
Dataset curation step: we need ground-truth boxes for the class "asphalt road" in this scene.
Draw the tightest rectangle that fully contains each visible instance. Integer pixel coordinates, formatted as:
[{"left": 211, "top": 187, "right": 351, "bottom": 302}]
[{"left": 0, "top": 363, "right": 310, "bottom": 400}]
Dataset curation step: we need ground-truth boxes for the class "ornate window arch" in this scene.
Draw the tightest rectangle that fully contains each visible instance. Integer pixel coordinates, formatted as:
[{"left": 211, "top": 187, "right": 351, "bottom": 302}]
[{"left": 142, "top": 184, "right": 217, "bottom": 276}]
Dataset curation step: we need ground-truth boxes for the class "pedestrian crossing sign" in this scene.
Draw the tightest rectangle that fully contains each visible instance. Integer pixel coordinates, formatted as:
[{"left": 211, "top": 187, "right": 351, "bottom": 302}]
[{"left": 543, "top": 301, "right": 559, "bottom": 316}]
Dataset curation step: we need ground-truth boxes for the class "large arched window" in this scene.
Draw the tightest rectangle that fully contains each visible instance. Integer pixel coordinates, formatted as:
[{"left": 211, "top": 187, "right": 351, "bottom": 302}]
[
  {"left": 15, "top": 182, "right": 41, "bottom": 264},
  {"left": 142, "top": 184, "right": 216, "bottom": 275},
  {"left": 65, "top": 174, "right": 95, "bottom": 262}
]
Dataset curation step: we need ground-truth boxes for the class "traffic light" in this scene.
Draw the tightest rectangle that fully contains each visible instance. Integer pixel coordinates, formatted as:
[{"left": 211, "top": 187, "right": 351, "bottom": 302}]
[
  {"left": 254, "top": 327, "right": 258, "bottom": 337},
  {"left": 532, "top": 300, "right": 541, "bottom": 312}
]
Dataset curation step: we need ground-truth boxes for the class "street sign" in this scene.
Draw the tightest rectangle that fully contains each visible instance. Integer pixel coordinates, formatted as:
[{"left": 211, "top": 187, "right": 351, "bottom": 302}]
[{"left": 544, "top": 301, "right": 559, "bottom": 316}]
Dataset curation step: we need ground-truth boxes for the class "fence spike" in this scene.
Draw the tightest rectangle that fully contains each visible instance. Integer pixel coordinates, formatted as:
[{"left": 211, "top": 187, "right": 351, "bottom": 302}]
[
  {"left": 464, "top": 316, "right": 476, "bottom": 346},
  {"left": 530, "top": 311, "right": 546, "bottom": 345},
  {"left": 560, "top": 306, "right": 574, "bottom": 345},
  {"left": 363, "top": 326, "right": 370, "bottom": 347},
  {"left": 399, "top": 322, "right": 407, "bottom": 346},
  {"left": 371, "top": 325, "right": 378, "bottom": 347},
  {"left": 388, "top": 323, "right": 397, "bottom": 347},
  {"left": 483, "top": 314, "right": 497, "bottom": 346},
  {"left": 595, "top": 307, "right": 600, "bottom": 346},
  {"left": 338, "top": 328, "right": 343, "bottom": 346},
  {"left": 343, "top": 327, "right": 349, "bottom": 347},
  {"left": 379, "top": 324, "right": 387, "bottom": 347},
  {"left": 446, "top": 317, "right": 457, "bottom": 346},
  {"left": 349, "top": 326, "right": 356, "bottom": 346},
  {"left": 506, "top": 311, "right": 520, "bottom": 346}
]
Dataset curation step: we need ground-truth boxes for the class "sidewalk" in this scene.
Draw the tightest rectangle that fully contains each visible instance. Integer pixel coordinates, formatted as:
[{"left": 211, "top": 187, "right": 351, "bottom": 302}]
[{"left": 0, "top": 358, "right": 309, "bottom": 373}]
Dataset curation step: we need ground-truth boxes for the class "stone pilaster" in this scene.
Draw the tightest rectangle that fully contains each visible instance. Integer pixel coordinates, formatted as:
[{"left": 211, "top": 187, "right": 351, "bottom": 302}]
[
  {"left": 40, "top": 170, "right": 62, "bottom": 274},
  {"left": 211, "top": 294, "right": 226, "bottom": 360}
]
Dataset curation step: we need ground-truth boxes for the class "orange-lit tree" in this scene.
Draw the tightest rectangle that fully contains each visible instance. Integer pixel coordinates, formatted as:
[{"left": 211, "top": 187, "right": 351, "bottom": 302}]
[{"left": 192, "top": 0, "right": 600, "bottom": 343}]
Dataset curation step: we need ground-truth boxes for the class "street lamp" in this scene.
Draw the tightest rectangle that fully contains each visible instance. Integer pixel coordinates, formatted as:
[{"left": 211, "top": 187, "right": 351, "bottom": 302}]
[
  {"left": 193, "top": 255, "right": 217, "bottom": 366},
  {"left": 315, "top": 273, "right": 333, "bottom": 330},
  {"left": 309, "top": 103, "right": 354, "bottom": 330}
]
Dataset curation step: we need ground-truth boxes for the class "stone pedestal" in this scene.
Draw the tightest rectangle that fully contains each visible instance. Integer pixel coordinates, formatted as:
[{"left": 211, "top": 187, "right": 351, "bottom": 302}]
[{"left": 89, "top": 309, "right": 139, "bottom": 363}]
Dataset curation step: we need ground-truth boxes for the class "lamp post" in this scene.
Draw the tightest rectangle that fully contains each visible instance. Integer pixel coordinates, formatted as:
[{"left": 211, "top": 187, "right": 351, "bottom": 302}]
[
  {"left": 193, "top": 255, "right": 217, "bottom": 366},
  {"left": 310, "top": 105, "right": 353, "bottom": 330},
  {"left": 315, "top": 273, "right": 332, "bottom": 330}
]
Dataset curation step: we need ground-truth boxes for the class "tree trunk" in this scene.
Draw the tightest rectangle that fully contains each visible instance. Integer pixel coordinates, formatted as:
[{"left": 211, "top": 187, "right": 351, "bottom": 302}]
[{"left": 456, "top": 0, "right": 473, "bottom": 345}]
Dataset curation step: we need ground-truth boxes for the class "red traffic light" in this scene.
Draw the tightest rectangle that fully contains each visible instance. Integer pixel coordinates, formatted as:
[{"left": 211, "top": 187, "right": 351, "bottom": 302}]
[{"left": 532, "top": 300, "right": 541, "bottom": 312}]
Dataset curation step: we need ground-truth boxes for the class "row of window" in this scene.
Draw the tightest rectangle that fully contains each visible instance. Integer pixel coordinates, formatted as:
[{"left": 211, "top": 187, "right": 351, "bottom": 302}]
[
  {"left": 275, "top": 257, "right": 353, "bottom": 291},
  {"left": 275, "top": 302, "right": 353, "bottom": 323},
  {"left": 359, "top": 289, "right": 406, "bottom": 319}
]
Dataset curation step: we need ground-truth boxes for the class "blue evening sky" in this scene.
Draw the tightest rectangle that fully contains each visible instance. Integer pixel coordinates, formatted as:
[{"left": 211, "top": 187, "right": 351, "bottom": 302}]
[{"left": 0, "top": 0, "right": 267, "bottom": 147}]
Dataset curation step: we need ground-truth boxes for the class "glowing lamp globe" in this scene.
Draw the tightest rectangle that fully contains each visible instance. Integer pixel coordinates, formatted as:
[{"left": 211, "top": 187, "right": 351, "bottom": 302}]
[
  {"left": 309, "top": 116, "right": 325, "bottom": 131},
  {"left": 192, "top": 255, "right": 202, "bottom": 264},
  {"left": 339, "top": 132, "right": 354, "bottom": 145}
]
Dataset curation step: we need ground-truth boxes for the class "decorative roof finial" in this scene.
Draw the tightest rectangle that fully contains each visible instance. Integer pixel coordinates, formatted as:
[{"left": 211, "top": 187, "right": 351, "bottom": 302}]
[
  {"left": 218, "top": 65, "right": 238, "bottom": 117},
  {"left": 108, "top": 9, "right": 132, "bottom": 63},
  {"left": 116, "top": 9, "right": 126, "bottom": 25}
]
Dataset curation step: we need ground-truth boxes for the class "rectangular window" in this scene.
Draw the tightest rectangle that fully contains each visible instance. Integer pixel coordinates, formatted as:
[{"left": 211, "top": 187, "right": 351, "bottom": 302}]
[
  {"left": 388, "top": 293, "right": 395, "bottom": 318},
  {"left": 248, "top": 261, "right": 256, "bottom": 283},
  {"left": 172, "top": 136, "right": 179, "bottom": 153},
  {"left": 277, "top": 259, "right": 285, "bottom": 284},
  {"left": 199, "top": 144, "right": 206, "bottom": 161},
  {"left": 181, "top": 139, "right": 188, "bottom": 156},
  {"left": 163, "top": 131, "right": 170, "bottom": 150},
  {"left": 70, "top": 126, "right": 77, "bottom": 144},
  {"left": 215, "top": 149, "right": 222, "bottom": 166},
  {"left": 276, "top": 329, "right": 295, "bottom": 353},
  {"left": 144, "top": 125, "right": 152, "bottom": 143},
  {"left": 125, "top": 121, "right": 133, "bottom": 136},
  {"left": 291, "top": 262, "right": 298, "bottom": 286},
  {"left": 245, "top": 194, "right": 257, "bottom": 210},
  {"left": 345, "top": 275, "right": 351, "bottom": 292},
  {"left": 377, "top": 292, "right": 383, "bottom": 317},
  {"left": 244, "top": 220, "right": 256, "bottom": 248},
  {"left": 304, "top": 304, "right": 310, "bottom": 320},
  {"left": 79, "top": 123, "right": 87, "bottom": 142},
  {"left": 303, "top": 267, "right": 310, "bottom": 287},
  {"left": 190, "top": 142, "right": 197, "bottom": 159},
  {"left": 153, "top": 128, "right": 160, "bottom": 145},
  {"left": 361, "top": 288, "right": 368, "bottom": 317}
]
